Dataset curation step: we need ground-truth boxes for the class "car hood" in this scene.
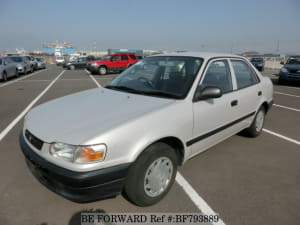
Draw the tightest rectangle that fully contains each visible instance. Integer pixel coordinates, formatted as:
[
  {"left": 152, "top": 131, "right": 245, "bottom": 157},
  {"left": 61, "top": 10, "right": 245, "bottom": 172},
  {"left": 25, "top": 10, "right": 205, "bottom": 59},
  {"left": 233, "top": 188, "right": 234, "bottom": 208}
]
[
  {"left": 25, "top": 88, "right": 174, "bottom": 145},
  {"left": 284, "top": 64, "right": 300, "bottom": 70}
]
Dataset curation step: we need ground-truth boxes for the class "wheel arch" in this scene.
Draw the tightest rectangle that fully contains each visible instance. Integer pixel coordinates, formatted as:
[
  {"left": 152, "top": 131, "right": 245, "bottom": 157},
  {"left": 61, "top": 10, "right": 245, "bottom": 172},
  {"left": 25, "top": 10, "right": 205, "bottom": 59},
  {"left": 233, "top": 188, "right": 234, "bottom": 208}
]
[{"left": 135, "top": 136, "right": 185, "bottom": 166}]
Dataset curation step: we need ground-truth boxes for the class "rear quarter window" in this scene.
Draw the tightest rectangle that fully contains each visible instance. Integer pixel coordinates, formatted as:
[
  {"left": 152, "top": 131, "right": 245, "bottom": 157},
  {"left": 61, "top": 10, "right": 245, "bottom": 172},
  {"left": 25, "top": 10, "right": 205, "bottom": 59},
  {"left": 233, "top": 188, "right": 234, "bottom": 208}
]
[{"left": 129, "top": 55, "right": 137, "bottom": 60}]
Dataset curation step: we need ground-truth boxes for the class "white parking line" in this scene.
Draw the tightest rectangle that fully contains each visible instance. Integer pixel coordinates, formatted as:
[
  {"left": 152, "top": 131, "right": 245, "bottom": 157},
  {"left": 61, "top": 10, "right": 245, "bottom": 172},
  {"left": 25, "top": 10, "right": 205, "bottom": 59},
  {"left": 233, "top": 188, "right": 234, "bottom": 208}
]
[
  {"left": 277, "top": 85, "right": 300, "bottom": 90},
  {"left": 263, "top": 129, "right": 300, "bottom": 145},
  {"left": 274, "top": 104, "right": 300, "bottom": 112},
  {"left": 0, "top": 69, "right": 48, "bottom": 88},
  {"left": 19, "top": 79, "right": 52, "bottom": 82},
  {"left": 0, "top": 70, "right": 65, "bottom": 142},
  {"left": 176, "top": 173, "right": 226, "bottom": 225},
  {"left": 85, "top": 69, "right": 101, "bottom": 87},
  {"left": 274, "top": 91, "right": 300, "bottom": 98}
]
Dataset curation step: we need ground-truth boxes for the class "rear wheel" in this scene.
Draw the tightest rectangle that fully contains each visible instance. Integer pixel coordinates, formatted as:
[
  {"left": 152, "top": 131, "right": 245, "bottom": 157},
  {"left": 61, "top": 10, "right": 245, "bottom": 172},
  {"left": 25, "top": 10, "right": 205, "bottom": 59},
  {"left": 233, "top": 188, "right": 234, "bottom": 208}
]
[
  {"left": 124, "top": 142, "right": 178, "bottom": 206},
  {"left": 243, "top": 106, "right": 265, "bottom": 137},
  {"left": 99, "top": 66, "right": 107, "bottom": 75}
]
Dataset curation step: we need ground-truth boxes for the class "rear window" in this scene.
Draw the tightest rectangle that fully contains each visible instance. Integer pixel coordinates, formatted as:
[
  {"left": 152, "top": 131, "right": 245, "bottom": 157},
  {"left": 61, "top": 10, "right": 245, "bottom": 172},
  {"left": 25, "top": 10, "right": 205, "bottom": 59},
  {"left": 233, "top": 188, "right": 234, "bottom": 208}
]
[{"left": 129, "top": 55, "right": 137, "bottom": 60}]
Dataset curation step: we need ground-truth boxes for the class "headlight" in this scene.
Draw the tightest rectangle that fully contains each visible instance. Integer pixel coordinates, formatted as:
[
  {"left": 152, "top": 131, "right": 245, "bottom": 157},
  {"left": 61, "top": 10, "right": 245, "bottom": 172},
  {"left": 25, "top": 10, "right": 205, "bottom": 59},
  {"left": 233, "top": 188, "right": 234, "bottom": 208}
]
[
  {"left": 257, "top": 63, "right": 263, "bottom": 66},
  {"left": 50, "top": 142, "right": 106, "bottom": 164},
  {"left": 280, "top": 68, "right": 288, "bottom": 73},
  {"left": 91, "top": 63, "right": 98, "bottom": 66}
]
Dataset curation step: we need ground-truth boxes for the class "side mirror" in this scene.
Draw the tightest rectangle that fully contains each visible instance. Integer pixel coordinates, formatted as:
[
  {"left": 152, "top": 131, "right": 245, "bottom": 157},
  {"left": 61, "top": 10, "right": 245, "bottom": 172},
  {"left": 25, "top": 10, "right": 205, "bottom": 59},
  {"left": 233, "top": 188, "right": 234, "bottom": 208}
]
[
  {"left": 280, "top": 61, "right": 284, "bottom": 65},
  {"left": 194, "top": 86, "right": 222, "bottom": 101}
]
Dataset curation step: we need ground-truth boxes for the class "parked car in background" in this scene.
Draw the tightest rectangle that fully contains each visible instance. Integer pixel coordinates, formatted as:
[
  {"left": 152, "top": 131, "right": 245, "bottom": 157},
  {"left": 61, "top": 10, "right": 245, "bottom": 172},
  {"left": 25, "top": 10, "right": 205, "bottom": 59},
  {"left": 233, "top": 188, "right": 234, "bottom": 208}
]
[
  {"left": 20, "top": 52, "right": 273, "bottom": 206},
  {"left": 25, "top": 56, "right": 38, "bottom": 72},
  {"left": 35, "top": 57, "right": 46, "bottom": 69},
  {"left": 278, "top": 55, "right": 300, "bottom": 84},
  {"left": 55, "top": 56, "right": 65, "bottom": 66},
  {"left": 64, "top": 56, "right": 96, "bottom": 70},
  {"left": 0, "top": 57, "right": 19, "bottom": 81},
  {"left": 87, "top": 53, "right": 138, "bottom": 75},
  {"left": 250, "top": 57, "right": 265, "bottom": 71},
  {"left": 9, "top": 56, "right": 31, "bottom": 74}
]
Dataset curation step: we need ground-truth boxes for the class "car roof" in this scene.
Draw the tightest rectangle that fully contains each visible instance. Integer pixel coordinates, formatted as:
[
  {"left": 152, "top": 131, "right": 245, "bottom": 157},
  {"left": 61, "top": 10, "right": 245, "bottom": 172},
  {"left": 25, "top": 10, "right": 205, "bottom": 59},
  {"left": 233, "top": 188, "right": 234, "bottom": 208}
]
[{"left": 151, "top": 52, "right": 244, "bottom": 60}]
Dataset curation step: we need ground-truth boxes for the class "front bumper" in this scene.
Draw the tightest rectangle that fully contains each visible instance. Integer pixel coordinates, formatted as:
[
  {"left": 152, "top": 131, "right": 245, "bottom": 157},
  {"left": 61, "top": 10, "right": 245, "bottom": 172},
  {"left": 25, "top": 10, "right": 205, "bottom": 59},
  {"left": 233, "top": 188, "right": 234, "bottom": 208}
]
[
  {"left": 87, "top": 64, "right": 99, "bottom": 73},
  {"left": 19, "top": 133, "right": 130, "bottom": 203},
  {"left": 279, "top": 72, "right": 300, "bottom": 81}
]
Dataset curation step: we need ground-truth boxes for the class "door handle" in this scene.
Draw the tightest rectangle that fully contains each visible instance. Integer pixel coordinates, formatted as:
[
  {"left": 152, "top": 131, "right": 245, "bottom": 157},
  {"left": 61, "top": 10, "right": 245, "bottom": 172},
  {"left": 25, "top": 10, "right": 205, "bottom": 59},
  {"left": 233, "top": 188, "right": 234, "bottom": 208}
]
[
  {"left": 231, "top": 100, "right": 238, "bottom": 107},
  {"left": 258, "top": 91, "right": 262, "bottom": 96}
]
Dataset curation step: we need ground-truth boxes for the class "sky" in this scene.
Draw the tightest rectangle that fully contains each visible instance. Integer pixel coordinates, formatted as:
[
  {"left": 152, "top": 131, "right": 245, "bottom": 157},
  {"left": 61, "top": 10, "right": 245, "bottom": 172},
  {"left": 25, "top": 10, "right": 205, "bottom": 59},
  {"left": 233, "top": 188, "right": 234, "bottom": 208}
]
[{"left": 0, "top": 0, "right": 300, "bottom": 54}]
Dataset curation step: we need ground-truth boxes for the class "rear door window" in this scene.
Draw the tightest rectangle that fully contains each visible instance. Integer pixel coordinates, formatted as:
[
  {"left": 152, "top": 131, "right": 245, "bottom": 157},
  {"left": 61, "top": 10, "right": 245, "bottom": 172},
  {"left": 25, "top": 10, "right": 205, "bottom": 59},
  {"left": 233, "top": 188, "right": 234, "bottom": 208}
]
[
  {"left": 121, "top": 55, "right": 129, "bottom": 60},
  {"left": 231, "top": 60, "right": 259, "bottom": 89},
  {"left": 129, "top": 55, "right": 137, "bottom": 60}
]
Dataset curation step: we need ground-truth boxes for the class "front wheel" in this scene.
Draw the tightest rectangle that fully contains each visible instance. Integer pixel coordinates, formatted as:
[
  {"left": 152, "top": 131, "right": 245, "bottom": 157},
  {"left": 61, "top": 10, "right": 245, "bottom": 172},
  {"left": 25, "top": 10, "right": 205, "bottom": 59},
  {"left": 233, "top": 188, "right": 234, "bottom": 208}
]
[
  {"left": 15, "top": 69, "right": 19, "bottom": 77},
  {"left": 124, "top": 142, "right": 178, "bottom": 206},
  {"left": 244, "top": 107, "right": 265, "bottom": 137},
  {"left": 1, "top": 71, "right": 8, "bottom": 81},
  {"left": 99, "top": 66, "right": 107, "bottom": 75}
]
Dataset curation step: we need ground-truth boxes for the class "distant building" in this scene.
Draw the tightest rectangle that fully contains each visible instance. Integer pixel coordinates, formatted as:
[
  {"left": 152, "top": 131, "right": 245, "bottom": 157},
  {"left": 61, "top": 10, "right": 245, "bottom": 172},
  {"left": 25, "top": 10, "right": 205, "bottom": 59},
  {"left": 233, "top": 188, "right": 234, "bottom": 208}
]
[
  {"left": 42, "top": 41, "right": 76, "bottom": 55},
  {"left": 108, "top": 48, "right": 143, "bottom": 56}
]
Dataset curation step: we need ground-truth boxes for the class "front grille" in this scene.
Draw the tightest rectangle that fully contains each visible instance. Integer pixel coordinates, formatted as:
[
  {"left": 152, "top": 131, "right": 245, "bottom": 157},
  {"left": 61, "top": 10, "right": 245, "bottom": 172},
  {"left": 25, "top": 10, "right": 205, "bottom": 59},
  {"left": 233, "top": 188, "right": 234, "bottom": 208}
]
[
  {"left": 25, "top": 129, "right": 43, "bottom": 150},
  {"left": 288, "top": 69, "right": 300, "bottom": 74}
]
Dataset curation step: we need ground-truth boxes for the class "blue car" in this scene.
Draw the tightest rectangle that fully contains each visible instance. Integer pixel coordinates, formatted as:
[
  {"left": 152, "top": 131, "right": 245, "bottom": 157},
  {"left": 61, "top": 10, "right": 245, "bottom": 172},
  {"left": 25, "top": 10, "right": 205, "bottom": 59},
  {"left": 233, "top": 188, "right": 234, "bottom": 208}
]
[{"left": 278, "top": 55, "right": 300, "bottom": 84}]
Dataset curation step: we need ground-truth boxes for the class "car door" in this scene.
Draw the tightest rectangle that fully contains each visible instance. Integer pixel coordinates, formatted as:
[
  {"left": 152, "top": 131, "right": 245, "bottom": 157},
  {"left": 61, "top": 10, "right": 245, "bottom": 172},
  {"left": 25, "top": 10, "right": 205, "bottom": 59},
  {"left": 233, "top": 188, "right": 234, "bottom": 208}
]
[
  {"left": 228, "top": 59, "right": 261, "bottom": 125},
  {"left": 77, "top": 58, "right": 86, "bottom": 68},
  {"left": 4, "top": 58, "right": 15, "bottom": 77},
  {"left": 120, "top": 55, "right": 129, "bottom": 69},
  {"left": 109, "top": 55, "right": 122, "bottom": 72},
  {"left": 190, "top": 59, "right": 242, "bottom": 156}
]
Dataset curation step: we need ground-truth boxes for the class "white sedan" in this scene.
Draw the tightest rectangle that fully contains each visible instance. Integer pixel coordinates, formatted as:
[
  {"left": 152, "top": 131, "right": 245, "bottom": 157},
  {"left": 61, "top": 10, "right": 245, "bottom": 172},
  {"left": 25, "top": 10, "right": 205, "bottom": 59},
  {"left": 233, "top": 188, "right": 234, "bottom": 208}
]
[{"left": 20, "top": 52, "right": 273, "bottom": 206}]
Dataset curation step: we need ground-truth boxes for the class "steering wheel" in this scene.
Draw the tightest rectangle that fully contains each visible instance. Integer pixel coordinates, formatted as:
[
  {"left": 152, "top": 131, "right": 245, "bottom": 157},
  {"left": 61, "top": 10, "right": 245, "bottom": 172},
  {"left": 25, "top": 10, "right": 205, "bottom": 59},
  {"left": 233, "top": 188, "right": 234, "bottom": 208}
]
[{"left": 138, "top": 77, "right": 154, "bottom": 89}]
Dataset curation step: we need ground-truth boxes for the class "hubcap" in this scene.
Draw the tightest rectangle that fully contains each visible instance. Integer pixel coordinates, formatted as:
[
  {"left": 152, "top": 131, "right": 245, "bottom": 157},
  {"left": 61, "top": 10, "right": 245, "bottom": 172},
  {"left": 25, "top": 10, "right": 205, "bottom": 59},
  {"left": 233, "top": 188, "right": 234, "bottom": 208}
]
[
  {"left": 144, "top": 157, "right": 173, "bottom": 197},
  {"left": 255, "top": 110, "right": 264, "bottom": 132},
  {"left": 99, "top": 67, "right": 106, "bottom": 74}
]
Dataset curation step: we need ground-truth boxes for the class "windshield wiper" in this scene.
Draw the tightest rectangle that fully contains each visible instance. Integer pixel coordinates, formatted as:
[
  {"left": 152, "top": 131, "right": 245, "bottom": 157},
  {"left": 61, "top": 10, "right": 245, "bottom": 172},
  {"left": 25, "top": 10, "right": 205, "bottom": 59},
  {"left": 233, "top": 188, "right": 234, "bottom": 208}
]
[
  {"left": 105, "top": 85, "right": 144, "bottom": 94},
  {"left": 106, "top": 85, "right": 181, "bottom": 99},
  {"left": 142, "top": 91, "right": 181, "bottom": 99}
]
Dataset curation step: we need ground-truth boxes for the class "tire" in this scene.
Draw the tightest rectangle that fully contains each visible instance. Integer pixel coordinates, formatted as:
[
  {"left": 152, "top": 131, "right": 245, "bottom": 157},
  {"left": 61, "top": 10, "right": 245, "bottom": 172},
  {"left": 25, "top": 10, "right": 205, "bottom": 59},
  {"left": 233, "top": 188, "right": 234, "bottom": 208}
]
[
  {"left": 70, "top": 65, "right": 75, "bottom": 70},
  {"left": 30, "top": 66, "right": 34, "bottom": 73},
  {"left": 1, "top": 71, "right": 8, "bottom": 81},
  {"left": 278, "top": 77, "right": 285, "bottom": 85},
  {"left": 124, "top": 142, "right": 178, "bottom": 206},
  {"left": 15, "top": 69, "right": 19, "bottom": 78},
  {"left": 99, "top": 66, "right": 107, "bottom": 75},
  {"left": 243, "top": 106, "right": 266, "bottom": 137}
]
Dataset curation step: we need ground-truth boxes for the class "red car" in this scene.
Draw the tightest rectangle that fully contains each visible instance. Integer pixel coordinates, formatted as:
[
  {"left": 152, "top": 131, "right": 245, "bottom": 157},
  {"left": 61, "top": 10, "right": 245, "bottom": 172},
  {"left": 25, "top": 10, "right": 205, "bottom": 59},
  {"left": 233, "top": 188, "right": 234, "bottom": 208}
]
[{"left": 87, "top": 53, "right": 139, "bottom": 75}]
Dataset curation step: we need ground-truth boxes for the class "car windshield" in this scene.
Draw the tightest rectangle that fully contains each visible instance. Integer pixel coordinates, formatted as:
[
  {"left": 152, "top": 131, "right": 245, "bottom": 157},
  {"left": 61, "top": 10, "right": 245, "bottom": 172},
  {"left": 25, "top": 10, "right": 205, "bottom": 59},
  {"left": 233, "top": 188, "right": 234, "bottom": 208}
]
[
  {"left": 286, "top": 56, "right": 300, "bottom": 65},
  {"left": 56, "top": 57, "right": 63, "bottom": 60},
  {"left": 36, "top": 58, "right": 43, "bottom": 62},
  {"left": 106, "top": 56, "right": 203, "bottom": 99},
  {"left": 251, "top": 58, "right": 263, "bottom": 62},
  {"left": 10, "top": 57, "right": 22, "bottom": 62}
]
